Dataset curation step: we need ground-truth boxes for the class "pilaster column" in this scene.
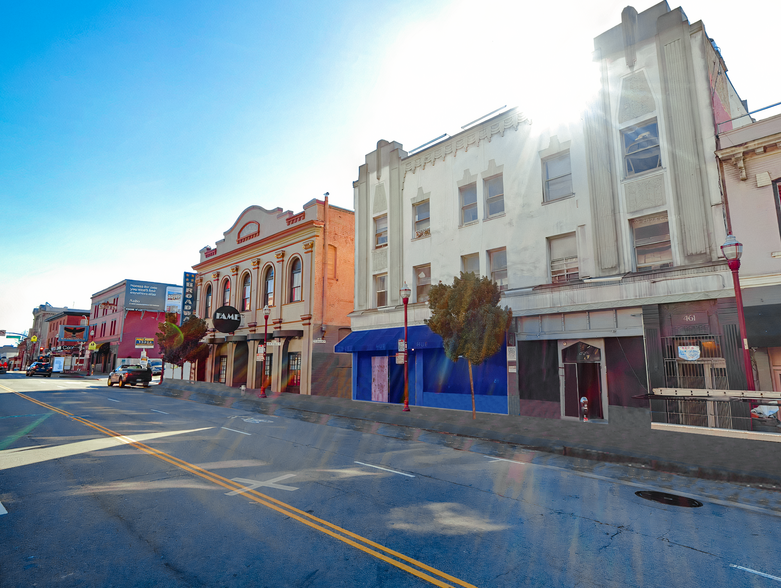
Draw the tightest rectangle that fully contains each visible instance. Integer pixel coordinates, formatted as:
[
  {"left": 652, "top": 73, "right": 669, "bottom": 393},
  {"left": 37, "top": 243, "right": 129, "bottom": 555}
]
[
  {"left": 300, "top": 314, "right": 313, "bottom": 396},
  {"left": 195, "top": 276, "right": 204, "bottom": 317},
  {"left": 230, "top": 265, "right": 239, "bottom": 308},
  {"left": 251, "top": 258, "right": 261, "bottom": 327},
  {"left": 275, "top": 250, "right": 285, "bottom": 329}
]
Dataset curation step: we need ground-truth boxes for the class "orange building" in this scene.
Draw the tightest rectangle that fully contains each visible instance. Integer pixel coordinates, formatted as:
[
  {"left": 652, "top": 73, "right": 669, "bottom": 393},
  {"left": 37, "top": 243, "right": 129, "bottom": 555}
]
[{"left": 192, "top": 196, "right": 354, "bottom": 396}]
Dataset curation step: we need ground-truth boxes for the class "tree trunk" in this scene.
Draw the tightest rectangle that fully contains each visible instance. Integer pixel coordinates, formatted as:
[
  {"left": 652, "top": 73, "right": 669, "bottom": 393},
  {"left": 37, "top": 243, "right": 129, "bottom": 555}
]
[
  {"left": 159, "top": 354, "right": 165, "bottom": 385},
  {"left": 468, "top": 360, "right": 475, "bottom": 420}
]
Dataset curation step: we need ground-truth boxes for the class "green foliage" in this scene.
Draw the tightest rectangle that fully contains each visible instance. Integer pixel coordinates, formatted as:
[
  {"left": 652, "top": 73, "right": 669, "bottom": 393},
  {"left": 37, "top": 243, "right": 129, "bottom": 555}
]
[
  {"left": 156, "top": 314, "right": 209, "bottom": 368},
  {"left": 426, "top": 272, "right": 512, "bottom": 366}
]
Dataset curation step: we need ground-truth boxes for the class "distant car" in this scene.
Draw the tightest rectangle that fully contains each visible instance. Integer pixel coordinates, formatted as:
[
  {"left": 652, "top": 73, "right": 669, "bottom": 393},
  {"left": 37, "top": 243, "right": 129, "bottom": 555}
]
[
  {"left": 150, "top": 363, "right": 162, "bottom": 376},
  {"left": 107, "top": 365, "right": 152, "bottom": 388},
  {"left": 26, "top": 362, "right": 52, "bottom": 377},
  {"left": 0, "top": 358, "right": 8, "bottom": 374}
]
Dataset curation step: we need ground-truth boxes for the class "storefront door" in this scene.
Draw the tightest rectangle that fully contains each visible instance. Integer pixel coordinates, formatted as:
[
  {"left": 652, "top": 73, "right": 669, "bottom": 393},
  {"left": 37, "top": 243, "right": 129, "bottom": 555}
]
[{"left": 559, "top": 339, "right": 608, "bottom": 421}]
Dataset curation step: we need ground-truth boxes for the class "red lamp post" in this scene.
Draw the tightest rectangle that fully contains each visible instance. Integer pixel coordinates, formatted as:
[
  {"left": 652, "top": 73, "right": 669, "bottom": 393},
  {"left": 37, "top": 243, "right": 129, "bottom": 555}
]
[
  {"left": 260, "top": 305, "right": 271, "bottom": 398},
  {"left": 721, "top": 233, "right": 755, "bottom": 391},
  {"left": 400, "top": 282, "right": 411, "bottom": 412}
]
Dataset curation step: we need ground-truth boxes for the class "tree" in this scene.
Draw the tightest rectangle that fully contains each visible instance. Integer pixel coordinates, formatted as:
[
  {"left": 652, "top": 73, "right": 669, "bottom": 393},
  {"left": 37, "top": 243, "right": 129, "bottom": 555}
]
[
  {"left": 426, "top": 272, "right": 512, "bottom": 419},
  {"left": 156, "top": 314, "right": 209, "bottom": 383}
]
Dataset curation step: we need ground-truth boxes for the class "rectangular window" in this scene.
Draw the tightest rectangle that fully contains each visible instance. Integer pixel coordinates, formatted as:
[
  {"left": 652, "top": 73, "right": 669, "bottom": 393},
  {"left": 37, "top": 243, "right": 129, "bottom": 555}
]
[
  {"left": 489, "top": 248, "right": 508, "bottom": 291},
  {"left": 375, "top": 274, "right": 387, "bottom": 307},
  {"left": 549, "top": 234, "right": 579, "bottom": 283},
  {"left": 93, "top": 306, "right": 98, "bottom": 319},
  {"left": 460, "top": 184, "right": 477, "bottom": 225},
  {"left": 414, "top": 201, "right": 430, "bottom": 238},
  {"left": 287, "top": 352, "right": 301, "bottom": 391},
  {"left": 217, "top": 356, "right": 227, "bottom": 384},
  {"left": 415, "top": 264, "right": 431, "bottom": 303},
  {"left": 543, "top": 152, "right": 573, "bottom": 202},
  {"left": 109, "top": 320, "right": 117, "bottom": 336},
  {"left": 462, "top": 253, "right": 479, "bottom": 276},
  {"left": 485, "top": 176, "right": 504, "bottom": 217},
  {"left": 100, "top": 323, "right": 106, "bottom": 337},
  {"left": 632, "top": 213, "right": 673, "bottom": 271},
  {"left": 375, "top": 215, "right": 388, "bottom": 248},
  {"left": 623, "top": 120, "right": 661, "bottom": 177}
]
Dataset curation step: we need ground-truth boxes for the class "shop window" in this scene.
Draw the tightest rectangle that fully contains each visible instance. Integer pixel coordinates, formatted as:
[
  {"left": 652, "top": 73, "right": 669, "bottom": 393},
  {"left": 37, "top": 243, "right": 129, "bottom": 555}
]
[
  {"left": 263, "top": 266, "right": 274, "bottom": 307},
  {"left": 289, "top": 258, "right": 302, "bottom": 302},
  {"left": 543, "top": 152, "right": 573, "bottom": 202},
  {"left": 414, "top": 201, "right": 430, "bottom": 238},
  {"left": 460, "top": 184, "right": 477, "bottom": 225},
  {"left": 489, "top": 248, "right": 508, "bottom": 291},
  {"left": 622, "top": 120, "right": 661, "bottom": 177},
  {"left": 549, "top": 233, "right": 579, "bottom": 283},
  {"left": 485, "top": 176, "right": 504, "bottom": 218},
  {"left": 241, "top": 274, "right": 251, "bottom": 311},
  {"left": 216, "top": 356, "right": 227, "bottom": 384},
  {"left": 632, "top": 213, "right": 672, "bottom": 271},
  {"left": 415, "top": 264, "right": 431, "bottom": 303},
  {"left": 204, "top": 284, "right": 212, "bottom": 318},
  {"left": 462, "top": 253, "right": 479, "bottom": 276},
  {"left": 375, "top": 215, "right": 388, "bottom": 248},
  {"left": 375, "top": 274, "right": 387, "bottom": 307}
]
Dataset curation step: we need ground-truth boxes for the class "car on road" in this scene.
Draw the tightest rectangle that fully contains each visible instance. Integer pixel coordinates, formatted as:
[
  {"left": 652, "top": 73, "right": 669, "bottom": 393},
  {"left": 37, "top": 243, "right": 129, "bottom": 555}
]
[
  {"left": 26, "top": 362, "right": 52, "bottom": 377},
  {"left": 107, "top": 365, "right": 152, "bottom": 387},
  {"left": 149, "top": 359, "right": 163, "bottom": 376}
]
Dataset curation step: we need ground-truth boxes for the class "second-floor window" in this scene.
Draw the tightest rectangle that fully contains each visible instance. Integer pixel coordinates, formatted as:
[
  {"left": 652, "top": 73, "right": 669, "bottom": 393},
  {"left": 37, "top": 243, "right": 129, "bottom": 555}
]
[
  {"left": 375, "top": 215, "right": 388, "bottom": 248},
  {"left": 289, "top": 258, "right": 302, "bottom": 302},
  {"left": 204, "top": 284, "right": 212, "bottom": 318},
  {"left": 415, "top": 264, "right": 431, "bottom": 303},
  {"left": 462, "top": 253, "right": 479, "bottom": 276},
  {"left": 623, "top": 120, "right": 661, "bottom": 177},
  {"left": 632, "top": 213, "right": 672, "bottom": 271},
  {"left": 241, "top": 274, "right": 251, "bottom": 311},
  {"left": 549, "top": 234, "right": 579, "bottom": 283},
  {"left": 414, "top": 202, "right": 430, "bottom": 238},
  {"left": 543, "top": 152, "right": 573, "bottom": 202},
  {"left": 375, "top": 274, "right": 387, "bottom": 307},
  {"left": 263, "top": 266, "right": 275, "bottom": 307},
  {"left": 460, "top": 184, "right": 477, "bottom": 225},
  {"left": 485, "top": 176, "right": 504, "bottom": 217},
  {"left": 489, "top": 248, "right": 508, "bottom": 291}
]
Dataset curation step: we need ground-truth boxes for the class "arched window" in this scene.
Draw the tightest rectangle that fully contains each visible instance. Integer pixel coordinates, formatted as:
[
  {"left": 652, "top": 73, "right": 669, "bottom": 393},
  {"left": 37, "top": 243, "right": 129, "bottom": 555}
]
[
  {"left": 222, "top": 279, "right": 231, "bottom": 307},
  {"left": 204, "top": 284, "right": 212, "bottom": 318},
  {"left": 263, "top": 266, "right": 275, "bottom": 307},
  {"left": 289, "top": 258, "right": 302, "bottom": 302},
  {"left": 241, "top": 273, "right": 251, "bottom": 311}
]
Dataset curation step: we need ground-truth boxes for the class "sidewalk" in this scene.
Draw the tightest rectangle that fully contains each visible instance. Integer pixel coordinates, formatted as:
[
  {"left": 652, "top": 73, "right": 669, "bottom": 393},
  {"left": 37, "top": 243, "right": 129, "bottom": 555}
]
[{"left": 145, "top": 379, "right": 781, "bottom": 489}]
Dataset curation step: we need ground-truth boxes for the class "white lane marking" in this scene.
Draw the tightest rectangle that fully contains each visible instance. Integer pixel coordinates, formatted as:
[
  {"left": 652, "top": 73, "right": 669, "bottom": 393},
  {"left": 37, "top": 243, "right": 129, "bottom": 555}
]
[
  {"left": 151, "top": 409, "right": 169, "bottom": 414},
  {"left": 106, "top": 398, "right": 120, "bottom": 403},
  {"left": 0, "top": 502, "right": 7, "bottom": 515},
  {"left": 730, "top": 565, "right": 781, "bottom": 582},
  {"left": 485, "top": 456, "right": 781, "bottom": 518},
  {"left": 354, "top": 461, "right": 415, "bottom": 477},
  {"left": 221, "top": 427, "right": 250, "bottom": 436},
  {"left": 226, "top": 475, "right": 298, "bottom": 494}
]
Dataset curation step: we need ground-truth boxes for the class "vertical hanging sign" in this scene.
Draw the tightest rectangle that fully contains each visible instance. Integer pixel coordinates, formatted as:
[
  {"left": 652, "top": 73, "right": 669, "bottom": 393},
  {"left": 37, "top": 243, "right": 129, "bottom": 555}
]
[{"left": 181, "top": 272, "right": 197, "bottom": 325}]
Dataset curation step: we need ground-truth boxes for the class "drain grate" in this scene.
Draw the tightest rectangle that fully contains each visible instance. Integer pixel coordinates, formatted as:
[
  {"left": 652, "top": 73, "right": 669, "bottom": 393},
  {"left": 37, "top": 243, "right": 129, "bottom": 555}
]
[{"left": 635, "top": 490, "right": 703, "bottom": 508}]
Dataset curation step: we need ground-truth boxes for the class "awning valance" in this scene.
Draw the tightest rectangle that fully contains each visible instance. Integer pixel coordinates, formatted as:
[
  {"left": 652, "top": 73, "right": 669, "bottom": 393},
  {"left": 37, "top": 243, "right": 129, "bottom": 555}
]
[{"left": 335, "top": 325, "right": 443, "bottom": 353}]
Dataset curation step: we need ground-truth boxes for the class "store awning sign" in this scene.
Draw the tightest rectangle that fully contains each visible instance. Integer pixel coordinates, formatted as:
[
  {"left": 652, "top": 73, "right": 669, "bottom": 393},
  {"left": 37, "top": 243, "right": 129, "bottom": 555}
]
[{"left": 678, "top": 346, "right": 700, "bottom": 361}]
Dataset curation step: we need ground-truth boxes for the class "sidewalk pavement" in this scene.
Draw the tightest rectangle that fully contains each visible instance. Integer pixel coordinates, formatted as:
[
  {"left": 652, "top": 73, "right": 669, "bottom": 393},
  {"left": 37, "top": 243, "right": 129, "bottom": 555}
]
[{"left": 137, "top": 379, "right": 781, "bottom": 489}]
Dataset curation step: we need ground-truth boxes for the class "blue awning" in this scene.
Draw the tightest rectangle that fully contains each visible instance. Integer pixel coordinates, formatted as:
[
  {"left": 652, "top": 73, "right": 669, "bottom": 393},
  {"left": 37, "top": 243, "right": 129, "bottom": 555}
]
[{"left": 335, "top": 325, "right": 443, "bottom": 353}]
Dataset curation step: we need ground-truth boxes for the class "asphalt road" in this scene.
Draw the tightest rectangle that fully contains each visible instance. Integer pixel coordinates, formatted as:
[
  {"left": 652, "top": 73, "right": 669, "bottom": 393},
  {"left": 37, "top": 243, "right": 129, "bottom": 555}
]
[{"left": 2, "top": 372, "right": 781, "bottom": 587}]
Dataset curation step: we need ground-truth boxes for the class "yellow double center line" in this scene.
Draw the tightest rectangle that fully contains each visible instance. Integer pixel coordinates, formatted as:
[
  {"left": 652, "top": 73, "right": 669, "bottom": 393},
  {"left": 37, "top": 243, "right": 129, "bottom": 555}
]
[{"left": 5, "top": 387, "right": 477, "bottom": 588}]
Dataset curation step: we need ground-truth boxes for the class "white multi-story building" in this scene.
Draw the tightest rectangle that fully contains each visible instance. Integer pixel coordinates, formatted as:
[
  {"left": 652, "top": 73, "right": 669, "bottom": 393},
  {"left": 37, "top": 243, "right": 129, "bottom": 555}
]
[{"left": 338, "top": 2, "right": 754, "bottom": 424}]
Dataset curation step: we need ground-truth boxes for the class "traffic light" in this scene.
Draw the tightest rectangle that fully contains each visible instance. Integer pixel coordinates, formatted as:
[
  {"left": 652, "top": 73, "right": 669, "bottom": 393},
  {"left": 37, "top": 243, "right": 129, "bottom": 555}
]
[{"left": 39, "top": 347, "right": 44, "bottom": 352}]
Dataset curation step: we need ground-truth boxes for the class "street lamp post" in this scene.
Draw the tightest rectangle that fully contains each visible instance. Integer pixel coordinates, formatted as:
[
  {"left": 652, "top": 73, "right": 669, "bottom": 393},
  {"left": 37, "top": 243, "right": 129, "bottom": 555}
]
[
  {"left": 260, "top": 305, "right": 271, "bottom": 398},
  {"left": 721, "top": 233, "right": 756, "bottom": 391},
  {"left": 400, "top": 282, "right": 411, "bottom": 412},
  {"left": 88, "top": 328, "right": 95, "bottom": 376}
]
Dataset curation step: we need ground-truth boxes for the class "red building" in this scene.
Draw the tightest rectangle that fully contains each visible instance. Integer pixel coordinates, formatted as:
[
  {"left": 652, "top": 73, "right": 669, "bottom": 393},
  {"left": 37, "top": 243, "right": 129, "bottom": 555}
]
[{"left": 44, "top": 309, "right": 90, "bottom": 372}]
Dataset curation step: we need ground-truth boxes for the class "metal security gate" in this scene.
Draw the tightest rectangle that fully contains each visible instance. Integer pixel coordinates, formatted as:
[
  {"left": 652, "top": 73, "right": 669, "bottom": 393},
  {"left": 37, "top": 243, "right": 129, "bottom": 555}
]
[{"left": 662, "top": 335, "right": 729, "bottom": 390}]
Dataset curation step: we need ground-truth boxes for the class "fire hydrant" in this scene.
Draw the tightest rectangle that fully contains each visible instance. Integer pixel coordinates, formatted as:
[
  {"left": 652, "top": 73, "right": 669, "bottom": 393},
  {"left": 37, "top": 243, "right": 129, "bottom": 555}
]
[{"left": 579, "top": 396, "right": 589, "bottom": 422}]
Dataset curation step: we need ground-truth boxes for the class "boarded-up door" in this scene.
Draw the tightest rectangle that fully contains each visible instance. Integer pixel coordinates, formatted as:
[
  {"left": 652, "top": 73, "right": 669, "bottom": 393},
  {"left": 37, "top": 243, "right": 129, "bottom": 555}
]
[{"left": 371, "top": 356, "right": 389, "bottom": 402}]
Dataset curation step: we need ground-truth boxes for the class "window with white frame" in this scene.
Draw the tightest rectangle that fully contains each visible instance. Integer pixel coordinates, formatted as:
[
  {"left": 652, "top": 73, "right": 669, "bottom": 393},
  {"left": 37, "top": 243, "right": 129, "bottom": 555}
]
[
  {"left": 549, "top": 233, "right": 579, "bottom": 283},
  {"left": 222, "top": 279, "right": 231, "bottom": 306},
  {"left": 543, "top": 152, "right": 573, "bottom": 202},
  {"left": 489, "top": 248, "right": 508, "bottom": 291},
  {"left": 375, "top": 215, "right": 388, "bottom": 248},
  {"left": 375, "top": 274, "right": 388, "bottom": 307},
  {"left": 415, "top": 264, "right": 431, "bottom": 303},
  {"left": 485, "top": 176, "right": 504, "bottom": 217},
  {"left": 632, "top": 213, "right": 673, "bottom": 271},
  {"left": 460, "top": 184, "right": 477, "bottom": 225},
  {"left": 263, "top": 266, "right": 274, "bottom": 307},
  {"left": 289, "top": 258, "right": 302, "bottom": 302},
  {"left": 241, "top": 273, "right": 251, "bottom": 311},
  {"left": 622, "top": 120, "right": 661, "bottom": 177},
  {"left": 414, "top": 201, "right": 430, "bottom": 238},
  {"left": 462, "top": 253, "right": 479, "bottom": 276},
  {"left": 204, "top": 284, "right": 212, "bottom": 318}
]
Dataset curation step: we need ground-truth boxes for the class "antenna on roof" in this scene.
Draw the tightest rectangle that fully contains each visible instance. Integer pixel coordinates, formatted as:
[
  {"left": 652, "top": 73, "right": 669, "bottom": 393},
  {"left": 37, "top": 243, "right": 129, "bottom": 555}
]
[{"left": 461, "top": 105, "right": 508, "bottom": 130}]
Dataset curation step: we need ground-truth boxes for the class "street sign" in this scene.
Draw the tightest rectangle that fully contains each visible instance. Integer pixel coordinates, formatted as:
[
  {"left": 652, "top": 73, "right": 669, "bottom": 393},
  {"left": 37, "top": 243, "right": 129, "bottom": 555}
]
[
  {"left": 88, "top": 342, "right": 97, "bottom": 351},
  {"left": 312, "top": 338, "right": 326, "bottom": 344},
  {"left": 396, "top": 352, "right": 406, "bottom": 365},
  {"left": 398, "top": 339, "right": 406, "bottom": 352},
  {"left": 31, "top": 335, "right": 38, "bottom": 342}
]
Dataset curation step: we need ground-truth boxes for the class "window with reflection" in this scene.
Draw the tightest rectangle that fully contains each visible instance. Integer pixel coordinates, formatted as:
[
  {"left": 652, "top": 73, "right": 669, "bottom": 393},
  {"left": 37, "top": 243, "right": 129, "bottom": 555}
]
[
  {"left": 204, "top": 284, "right": 212, "bottom": 318},
  {"left": 222, "top": 279, "right": 231, "bottom": 306},
  {"left": 263, "top": 266, "right": 275, "bottom": 307},
  {"left": 290, "top": 258, "right": 302, "bottom": 302},
  {"left": 241, "top": 274, "right": 251, "bottom": 311}
]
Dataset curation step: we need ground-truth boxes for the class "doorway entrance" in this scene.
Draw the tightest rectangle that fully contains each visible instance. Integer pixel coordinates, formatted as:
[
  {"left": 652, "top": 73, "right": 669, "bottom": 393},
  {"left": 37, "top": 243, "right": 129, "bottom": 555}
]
[{"left": 559, "top": 339, "right": 607, "bottom": 421}]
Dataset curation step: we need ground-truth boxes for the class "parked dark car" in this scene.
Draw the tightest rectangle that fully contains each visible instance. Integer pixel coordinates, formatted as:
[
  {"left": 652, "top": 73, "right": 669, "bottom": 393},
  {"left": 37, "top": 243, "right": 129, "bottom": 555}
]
[
  {"left": 26, "top": 362, "right": 52, "bottom": 377},
  {"left": 107, "top": 365, "right": 152, "bottom": 387}
]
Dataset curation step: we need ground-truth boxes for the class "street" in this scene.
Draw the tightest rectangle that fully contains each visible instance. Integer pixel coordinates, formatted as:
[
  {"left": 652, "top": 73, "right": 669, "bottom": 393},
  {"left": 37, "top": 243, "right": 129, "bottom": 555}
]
[{"left": 2, "top": 373, "right": 781, "bottom": 587}]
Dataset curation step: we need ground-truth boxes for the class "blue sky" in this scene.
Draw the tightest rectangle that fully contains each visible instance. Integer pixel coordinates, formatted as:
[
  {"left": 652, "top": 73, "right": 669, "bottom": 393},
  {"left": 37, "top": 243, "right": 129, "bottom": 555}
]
[{"left": 2, "top": 0, "right": 779, "bottom": 344}]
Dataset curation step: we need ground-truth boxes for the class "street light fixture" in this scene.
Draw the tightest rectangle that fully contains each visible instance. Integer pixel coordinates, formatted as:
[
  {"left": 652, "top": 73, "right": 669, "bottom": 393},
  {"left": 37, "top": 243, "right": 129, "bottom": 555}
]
[
  {"left": 400, "top": 282, "right": 411, "bottom": 412},
  {"left": 260, "top": 305, "right": 271, "bottom": 398},
  {"left": 721, "top": 233, "right": 755, "bottom": 391}
]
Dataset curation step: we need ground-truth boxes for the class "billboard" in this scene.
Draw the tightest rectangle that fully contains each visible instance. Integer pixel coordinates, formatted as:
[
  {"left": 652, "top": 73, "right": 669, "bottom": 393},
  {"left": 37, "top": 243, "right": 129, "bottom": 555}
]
[
  {"left": 135, "top": 337, "right": 155, "bottom": 348},
  {"left": 181, "top": 272, "right": 198, "bottom": 325},
  {"left": 125, "top": 281, "right": 182, "bottom": 312},
  {"left": 59, "top": 325, "right": 88, "bottom": 342},
  {"left": 165, "top": 286, "right": 183, "bottom": 314}
]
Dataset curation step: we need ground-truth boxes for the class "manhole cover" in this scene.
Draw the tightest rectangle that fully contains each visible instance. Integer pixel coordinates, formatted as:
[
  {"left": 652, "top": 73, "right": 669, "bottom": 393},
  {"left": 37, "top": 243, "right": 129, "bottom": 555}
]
[{"left": 635, "top": 491, "right": 703, "bottom": 508}]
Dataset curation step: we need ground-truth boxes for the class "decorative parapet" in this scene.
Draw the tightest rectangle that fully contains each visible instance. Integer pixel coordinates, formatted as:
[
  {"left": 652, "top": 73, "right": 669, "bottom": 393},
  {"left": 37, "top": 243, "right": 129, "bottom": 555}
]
[
  {"left": 286, "top": 212, "right": 306, "bottom": 226},
  {"left": 205, "top": 248, "right": 217, "bottom": 258}
]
